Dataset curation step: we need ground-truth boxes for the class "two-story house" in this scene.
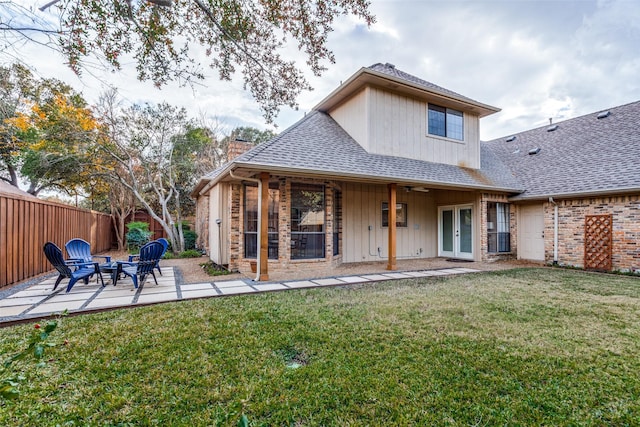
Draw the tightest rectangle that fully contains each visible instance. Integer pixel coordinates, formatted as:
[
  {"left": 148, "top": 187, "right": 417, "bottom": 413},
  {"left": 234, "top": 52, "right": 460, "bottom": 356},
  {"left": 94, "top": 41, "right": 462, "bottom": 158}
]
[
  {"left": 192, "top": 63, "right": 524, "bottom": 280},
  {"left": 193, "top": 63, "right": 640, "bottom": 278}
]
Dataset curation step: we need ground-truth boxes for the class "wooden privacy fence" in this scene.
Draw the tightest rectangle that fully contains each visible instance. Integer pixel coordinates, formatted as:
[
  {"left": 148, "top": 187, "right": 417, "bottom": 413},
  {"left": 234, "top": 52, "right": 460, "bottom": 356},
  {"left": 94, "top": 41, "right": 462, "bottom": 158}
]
[{"left": 0, "top": 192, "right": 114, "bottom": 289}]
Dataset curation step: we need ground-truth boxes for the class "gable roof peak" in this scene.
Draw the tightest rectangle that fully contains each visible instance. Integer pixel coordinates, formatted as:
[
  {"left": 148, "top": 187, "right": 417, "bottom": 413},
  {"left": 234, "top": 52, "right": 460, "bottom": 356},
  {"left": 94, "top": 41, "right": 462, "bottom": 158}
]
[{"left": 315, "top": 63, "right": 500, "bottom": 117}]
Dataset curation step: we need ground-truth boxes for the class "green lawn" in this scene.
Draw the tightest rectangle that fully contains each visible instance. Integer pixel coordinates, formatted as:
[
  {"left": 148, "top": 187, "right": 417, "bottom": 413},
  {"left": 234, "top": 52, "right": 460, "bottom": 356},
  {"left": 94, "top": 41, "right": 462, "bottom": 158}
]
[{"left": 2, "top": 268, "right": 640, "bottom": 425}]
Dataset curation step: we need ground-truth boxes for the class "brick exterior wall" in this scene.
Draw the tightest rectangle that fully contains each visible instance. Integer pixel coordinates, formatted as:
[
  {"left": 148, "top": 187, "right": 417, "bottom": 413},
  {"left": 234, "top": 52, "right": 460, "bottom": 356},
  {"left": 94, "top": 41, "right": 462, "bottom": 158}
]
[
  {"left": 227, "top": 139, "right": 254, "bottom": 161},
  {"left": 228, "top": 184, "right": 242, "bottom": 271},
  {"left": 480, "top": 193, "right": 517, "bottom": 262},
  {"left": 227, "top": 175, "right": 342, "bottom": 276},
  {"left": 543, "top": 195, "right": 640, "bottom": 272}
]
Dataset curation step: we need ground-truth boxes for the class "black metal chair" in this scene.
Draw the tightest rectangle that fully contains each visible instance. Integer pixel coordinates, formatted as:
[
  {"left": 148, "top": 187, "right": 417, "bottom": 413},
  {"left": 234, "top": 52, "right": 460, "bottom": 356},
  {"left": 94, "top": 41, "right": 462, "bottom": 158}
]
[
  {"left": 43, "top": 242, "right": 103, "bottom": 293},
  {"left": 117, "top": 241, "right": 164, "bottom": 288}
]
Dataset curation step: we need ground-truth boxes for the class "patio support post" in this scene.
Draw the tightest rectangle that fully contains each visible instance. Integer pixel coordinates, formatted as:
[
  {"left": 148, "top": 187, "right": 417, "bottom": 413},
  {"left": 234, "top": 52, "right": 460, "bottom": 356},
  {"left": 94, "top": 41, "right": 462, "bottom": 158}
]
[
  {"left": 259, "top": 172, "right": 270, "bottom": 281},
  {"left": 387, "top": 183, "right": 397, "bottom": 271}
]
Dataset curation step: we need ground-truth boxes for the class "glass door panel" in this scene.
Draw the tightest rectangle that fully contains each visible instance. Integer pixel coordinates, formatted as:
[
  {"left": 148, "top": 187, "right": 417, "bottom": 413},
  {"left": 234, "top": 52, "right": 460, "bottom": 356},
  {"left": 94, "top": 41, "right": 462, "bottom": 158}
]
[
  {"left": 439, "top": 205, "right": 473, "bottom": 259},
  {"left": 458, "top": 207, "right": 472, "bottom": 255},
  {"left": 442, "top": 209, "right": 454, "bottom": 253}
]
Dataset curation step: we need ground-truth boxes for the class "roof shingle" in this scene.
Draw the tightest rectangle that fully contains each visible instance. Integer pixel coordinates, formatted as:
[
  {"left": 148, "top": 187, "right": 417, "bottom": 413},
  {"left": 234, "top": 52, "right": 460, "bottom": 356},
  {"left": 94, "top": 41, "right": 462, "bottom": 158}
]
[
  {"left": 227, "top": 111, "right": 522, "bottom": 192},
  {"left": 485, "top": 100, "right": 640, "bottom": 200}
]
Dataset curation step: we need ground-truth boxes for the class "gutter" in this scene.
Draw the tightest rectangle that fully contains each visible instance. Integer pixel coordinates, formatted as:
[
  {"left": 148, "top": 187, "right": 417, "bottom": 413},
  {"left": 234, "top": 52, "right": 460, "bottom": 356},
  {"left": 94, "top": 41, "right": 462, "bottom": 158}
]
[
  {"left": 232, "top": 161, "right": 524, "bottom": 194},
  {"left": 509, "top": 186, "right": 640, "bottom": 202}
]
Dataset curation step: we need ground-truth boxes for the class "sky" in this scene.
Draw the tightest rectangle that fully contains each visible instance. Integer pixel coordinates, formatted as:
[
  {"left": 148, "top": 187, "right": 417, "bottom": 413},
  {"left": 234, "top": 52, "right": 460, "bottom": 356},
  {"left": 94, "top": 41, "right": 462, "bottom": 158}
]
[{"left": 2, "top": 0, "right": 640, "bottom": 141}]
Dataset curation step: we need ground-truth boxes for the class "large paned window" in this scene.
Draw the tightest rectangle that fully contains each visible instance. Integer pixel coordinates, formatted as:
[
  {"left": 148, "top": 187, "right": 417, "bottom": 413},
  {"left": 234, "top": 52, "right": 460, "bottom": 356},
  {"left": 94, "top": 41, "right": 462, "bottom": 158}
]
[
  {"left": 291, "top": 184, "right": 325, "bottom": 259},
  {"left": 244, "top": 183, "right": 279, "bottom": 259},
  {"left": 487, "top": 202, "right": 510, "bottom": 253},
  {"left": 428, "top": 104, "right": 464, "bottom": 141},
  {"left": 382, "top": 202, "right": 408, "bottom": 228}
]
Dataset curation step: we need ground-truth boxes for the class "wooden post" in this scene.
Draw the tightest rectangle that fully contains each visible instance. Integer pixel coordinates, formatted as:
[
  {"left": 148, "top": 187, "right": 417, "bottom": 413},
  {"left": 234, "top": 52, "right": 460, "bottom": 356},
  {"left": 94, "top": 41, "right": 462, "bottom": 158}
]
[
  {"left": 387, "top": 183, "right": 397, "bottom": 271},
  {"left": 259, "top": 172, "right": 270, "bottom": 281}
]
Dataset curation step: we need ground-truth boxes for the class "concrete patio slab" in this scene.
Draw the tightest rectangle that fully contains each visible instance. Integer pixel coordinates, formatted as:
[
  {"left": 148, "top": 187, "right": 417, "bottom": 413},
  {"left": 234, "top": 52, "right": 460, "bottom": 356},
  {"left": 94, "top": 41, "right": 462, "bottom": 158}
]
[
  {"left": 253, "top": 283, "right": 287, "bottom": 291},
  {"left": 403, "top": 271, "right": 433, "bottom": 277},
  {"left": 1, "top": 305, "right": 32, "bottom": 317},
  {"left": 215, "top": 280, "right": 249, "bottom": 288},
  {"left": 381, "top": 272, "right": 413, "bottom": 279},
  {"left": 1, "top": 295, "right": 50, "bottom": 306},
  {"left": 137, "top": 292, "right": 178, "bottom": 304},
  {"left": 181, "top": 283, "right": 215, "bottom": 291},
  {"left": 181, "top": 288, "right": 220, "bottom": 299},
  {"left": 217, "top": 286, "right": 257, "bottom": 295},
  {"left": 0, "top": 264, "right": 502, "bottom": 324},
  {"left": 284, "top": 280, "right": 316, "bottom": 289},
  {"left": 311, "top": 278, "right": 345, "bottom": 286},
  {"left": 86, "top": 296, "right": 135, "bottom": 310},
  {"left": 28, "top": 300, "right": 86, "bottom": 315},
  {"left": 336, "top": 276, "right": 369, "bottom": 283},
  {"left": 360, "top": 274, "right": 391, "bottom": 281},
  {"left": 97, "top": 287, "right": 138, "bottom": 297},
  {"left": 47, "top": 292, "right": 96, "bottom": 303}
]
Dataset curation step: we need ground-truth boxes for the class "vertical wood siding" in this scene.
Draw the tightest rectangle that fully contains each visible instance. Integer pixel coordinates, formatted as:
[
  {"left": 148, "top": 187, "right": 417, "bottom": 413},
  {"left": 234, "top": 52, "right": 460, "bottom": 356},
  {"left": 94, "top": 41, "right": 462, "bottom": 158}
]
[
  {"left": 329, "top": 86, "right": 481, "bottom": 169},
  {"left": 342, "top": 183, "right": 437, "bottom": 263},
  {"left": 329, "top": 87, "right": 370, "bottom": 151},
  {"left": 0, "top": 194, "right": 114, "bottom": 289}
]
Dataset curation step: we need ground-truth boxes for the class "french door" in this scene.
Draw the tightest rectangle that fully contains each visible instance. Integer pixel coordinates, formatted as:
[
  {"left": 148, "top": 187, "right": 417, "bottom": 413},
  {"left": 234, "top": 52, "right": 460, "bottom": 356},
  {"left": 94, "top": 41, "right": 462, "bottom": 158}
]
[{"left": 438, "top": 205, "right": 473, "bottom": 259}]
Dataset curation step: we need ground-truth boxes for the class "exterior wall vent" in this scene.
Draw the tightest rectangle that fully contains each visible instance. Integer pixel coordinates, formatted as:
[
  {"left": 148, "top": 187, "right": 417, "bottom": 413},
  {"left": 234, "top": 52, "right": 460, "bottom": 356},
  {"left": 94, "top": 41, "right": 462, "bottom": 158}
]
[
  {"left": 528, "top": 147, "right": 541, "bottom": 155},
  {"left": 597, "top": 111, "right": 611, "bottom": 119},
  {"left": 506, "top": 136, "right": 516, "bottom": 142},
  {"left": 547, "top": 125, "right": 559, "bottom": 132}
]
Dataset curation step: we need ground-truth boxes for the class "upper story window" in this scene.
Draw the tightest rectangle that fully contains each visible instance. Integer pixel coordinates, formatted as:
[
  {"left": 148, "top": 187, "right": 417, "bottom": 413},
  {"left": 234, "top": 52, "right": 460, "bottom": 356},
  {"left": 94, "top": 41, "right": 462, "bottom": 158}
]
[{"left": 428, "top": 104, "right": 464, "bottom": 141}]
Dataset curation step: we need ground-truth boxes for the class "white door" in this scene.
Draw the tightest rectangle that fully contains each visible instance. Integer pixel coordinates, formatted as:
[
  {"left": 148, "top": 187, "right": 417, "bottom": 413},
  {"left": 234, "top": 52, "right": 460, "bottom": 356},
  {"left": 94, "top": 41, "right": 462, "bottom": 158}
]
[
  {"left": 518, "top": 204, "right": 545, "bottom": 261},
  {"left": 439, "top": 205, "right": 473, "bottom": 260}
]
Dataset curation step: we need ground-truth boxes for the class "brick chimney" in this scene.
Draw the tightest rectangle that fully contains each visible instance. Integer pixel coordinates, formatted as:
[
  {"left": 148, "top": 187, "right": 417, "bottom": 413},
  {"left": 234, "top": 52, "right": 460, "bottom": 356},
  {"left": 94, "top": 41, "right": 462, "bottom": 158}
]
[{"left": 227, "top": 138, "right": 254, "bottom": 162}]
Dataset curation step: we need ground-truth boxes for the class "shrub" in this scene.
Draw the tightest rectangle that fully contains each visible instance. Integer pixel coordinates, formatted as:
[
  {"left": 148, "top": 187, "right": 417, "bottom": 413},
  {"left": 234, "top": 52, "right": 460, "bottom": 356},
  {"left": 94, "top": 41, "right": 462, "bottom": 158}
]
[
  {"left": 179, "top": 249, "right": 202, "bottom": 258},
  {"left": 200, "top": 261, "right": 232, "bottom": 276},
  {"left": 126, "top": 221, "right": 152, "bottom": 252},
  {"left": 183, "top": 229, "right": 197, "bottom": 250}
]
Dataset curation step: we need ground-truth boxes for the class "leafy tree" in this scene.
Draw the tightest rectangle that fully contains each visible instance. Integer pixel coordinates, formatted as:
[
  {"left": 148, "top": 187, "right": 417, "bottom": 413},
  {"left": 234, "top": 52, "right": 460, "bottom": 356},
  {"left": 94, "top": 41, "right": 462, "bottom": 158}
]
[
  {"left": 227, "top": 126, "right": 276, "bottom": 146},
  {"left": 172, "top": 125, "right": 219, "bottom": 218},
  {"left": 95, "top": 91, "right": 205, "bottom": 252},
  {"left": 0, "top": 64, "right": 100, "bottom": 195},
  {"left": 1, "top": 0, "right": 374, "bottom": 122}
]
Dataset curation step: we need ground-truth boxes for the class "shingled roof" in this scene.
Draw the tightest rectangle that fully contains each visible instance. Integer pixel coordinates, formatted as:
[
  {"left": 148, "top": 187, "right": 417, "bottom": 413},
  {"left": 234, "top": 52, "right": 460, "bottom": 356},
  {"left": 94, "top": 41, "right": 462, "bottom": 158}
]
[
  {"left": 367, "top": 63, "right": 481, "bottom": 106},
  {"left": 485, "top": 100, "right": 640, "bottom": 200},
  {"left": 199, "top": 111, "right": 522, "bottom": 193}
]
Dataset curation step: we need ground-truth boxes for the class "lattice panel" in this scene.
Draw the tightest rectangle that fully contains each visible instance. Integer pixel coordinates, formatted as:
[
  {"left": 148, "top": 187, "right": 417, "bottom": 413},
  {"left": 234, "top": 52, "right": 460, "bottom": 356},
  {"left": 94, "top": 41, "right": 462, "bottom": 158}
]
[{"left": 584, "top": 214, "right": 613, "bottom": 271}]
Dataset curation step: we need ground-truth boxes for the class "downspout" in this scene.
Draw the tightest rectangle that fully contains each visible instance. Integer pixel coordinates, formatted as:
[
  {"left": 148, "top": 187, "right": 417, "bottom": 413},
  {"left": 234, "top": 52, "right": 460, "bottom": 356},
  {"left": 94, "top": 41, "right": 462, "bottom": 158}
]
[
  {"left": 549, "top": 197, "right": 558, "bottom": 265},
  {"left": 230, "top": 169, "right": 262, "bottom": 281}
]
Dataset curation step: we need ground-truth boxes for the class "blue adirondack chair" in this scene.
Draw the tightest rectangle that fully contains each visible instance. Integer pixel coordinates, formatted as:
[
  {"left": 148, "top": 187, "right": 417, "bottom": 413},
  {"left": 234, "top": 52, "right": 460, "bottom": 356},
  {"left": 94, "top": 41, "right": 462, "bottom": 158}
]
[
  {"left": 117, "top": 241, "right": 164, "bottom": 288},
  {"left": 43, "top": 242, "right": 103, "bottom": 293},
  {"left": 128, "top": 238, "right": 169, "bottom": 275},
  {"left": 65, "top": 238, "right": 111, "bottom": 264}
]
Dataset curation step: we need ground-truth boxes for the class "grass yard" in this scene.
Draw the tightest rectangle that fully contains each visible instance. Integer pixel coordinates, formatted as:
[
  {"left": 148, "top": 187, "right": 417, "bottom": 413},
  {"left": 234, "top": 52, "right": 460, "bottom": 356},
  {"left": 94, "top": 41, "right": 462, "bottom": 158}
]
[{"left": 1, "top": 268, "right": 640, "bottom": 425}]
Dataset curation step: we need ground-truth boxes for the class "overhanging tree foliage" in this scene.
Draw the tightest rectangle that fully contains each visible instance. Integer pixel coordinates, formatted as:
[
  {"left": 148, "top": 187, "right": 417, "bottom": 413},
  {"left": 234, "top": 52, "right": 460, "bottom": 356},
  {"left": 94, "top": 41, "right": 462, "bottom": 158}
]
[
  {"left": 1, "top": 0, "right": 374, "bottom": 122},
  {"left": 0, "top": 63, "right": 100, "bottom": 195}
]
